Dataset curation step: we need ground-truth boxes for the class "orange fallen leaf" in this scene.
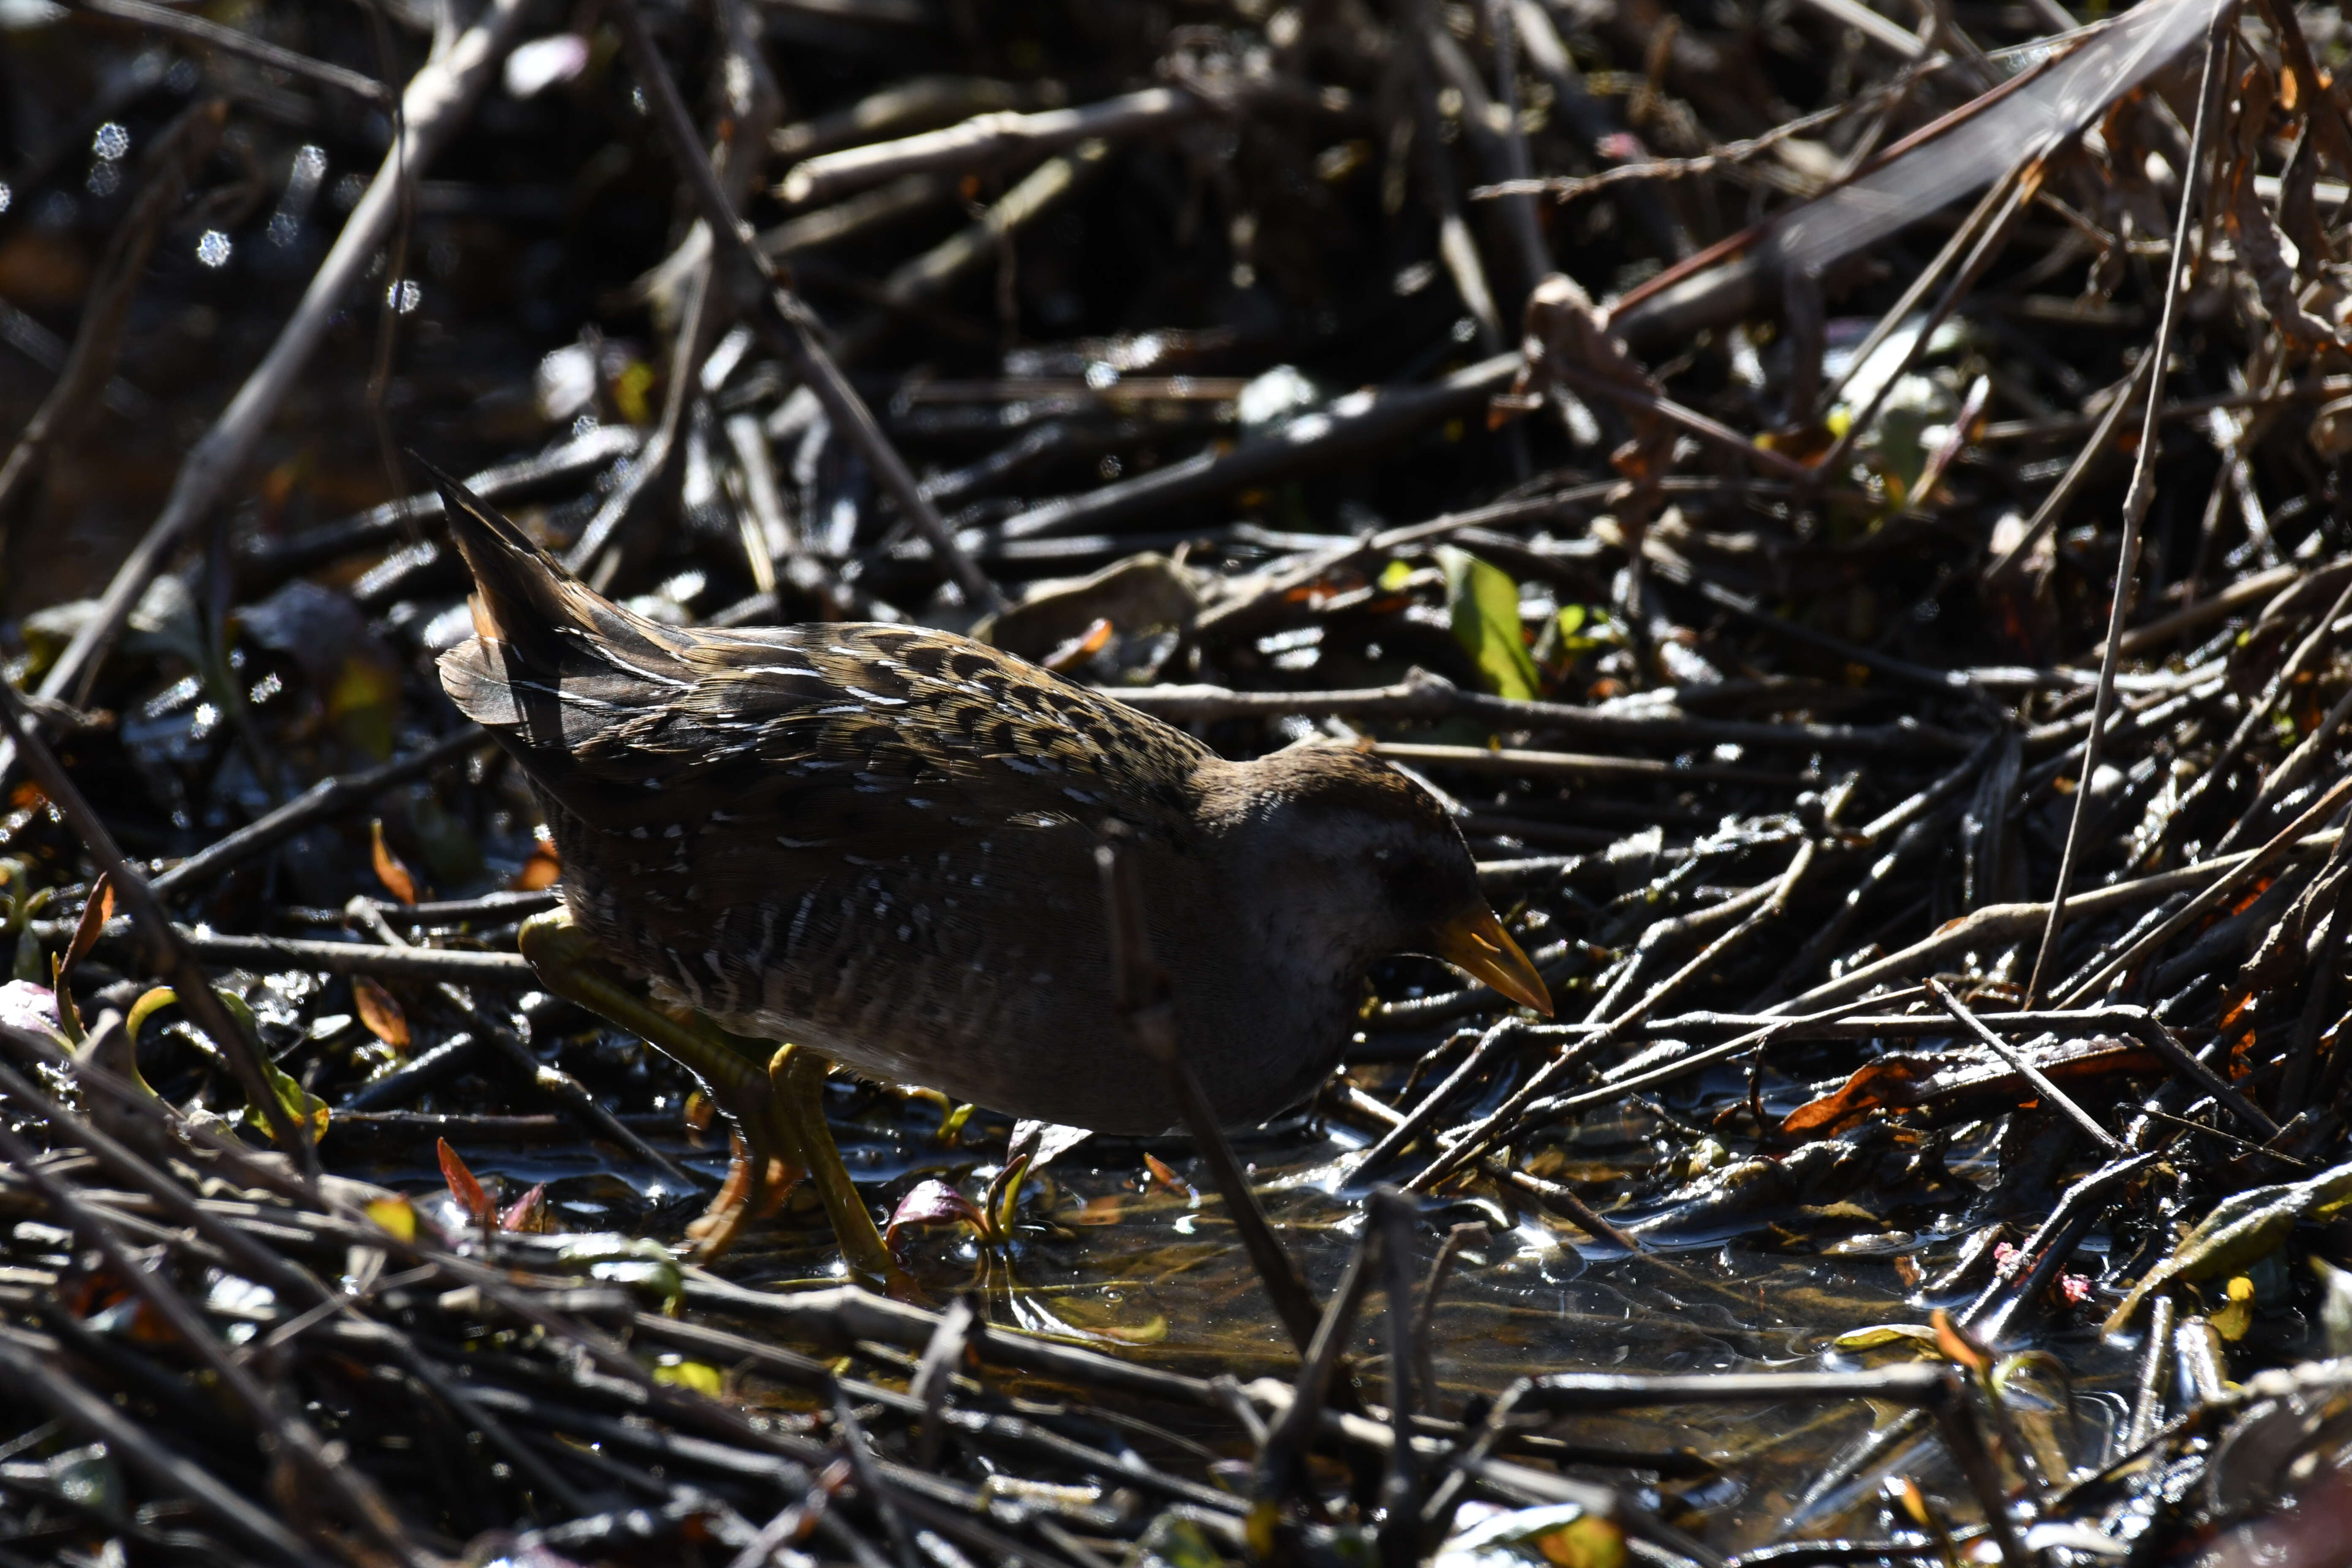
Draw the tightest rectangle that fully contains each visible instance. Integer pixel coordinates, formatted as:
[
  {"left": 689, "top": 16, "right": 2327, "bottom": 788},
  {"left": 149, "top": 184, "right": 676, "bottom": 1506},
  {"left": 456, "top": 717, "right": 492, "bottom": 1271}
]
[
  {"left": 437, "top": 1137, "right": 493, "bottom": 1226},
  {"left": 1042, "top": 617, "right": 1114, "bottom": 672},
  {"left": 353, "top": 976, "right": 410, "bottom": 1051},
  {"left": 1143, "top": 1152, "right": 1195, "bottom": 1199},
  {"left": 1932, "top": 1307, "right": 1991, "bottom": 1374},
  {"left": 1780, "top": 1040, "right": 2163, "bottom": 1142},
  {"left": 371, "top": 819, "right": 418, "bottom": 905},
  {"left": 511, "top": 825, "right": 561, "bottom": 892}
]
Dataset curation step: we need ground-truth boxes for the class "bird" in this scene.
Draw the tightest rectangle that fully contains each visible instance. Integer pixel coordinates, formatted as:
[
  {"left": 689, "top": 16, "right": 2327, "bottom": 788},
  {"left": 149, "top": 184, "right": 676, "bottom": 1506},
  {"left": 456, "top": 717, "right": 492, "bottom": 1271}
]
[{"left": 422, "top": 461, "right": 1551, "bottom": 1275}]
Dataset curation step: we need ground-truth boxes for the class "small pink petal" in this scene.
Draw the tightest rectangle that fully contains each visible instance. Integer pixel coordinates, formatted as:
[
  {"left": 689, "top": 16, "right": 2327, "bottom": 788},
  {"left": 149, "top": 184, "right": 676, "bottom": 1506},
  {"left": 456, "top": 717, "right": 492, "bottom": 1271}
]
[{"left": 499, "top": 1183, "right": 547, "bottom": 1233}]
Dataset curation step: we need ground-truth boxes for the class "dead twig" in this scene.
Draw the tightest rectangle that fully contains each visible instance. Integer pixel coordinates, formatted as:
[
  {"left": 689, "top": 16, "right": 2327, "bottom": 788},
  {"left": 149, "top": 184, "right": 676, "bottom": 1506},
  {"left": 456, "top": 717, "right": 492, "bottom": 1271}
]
[{"left": 2023, "top": 0, "right": 2238, "bottom": 1007}]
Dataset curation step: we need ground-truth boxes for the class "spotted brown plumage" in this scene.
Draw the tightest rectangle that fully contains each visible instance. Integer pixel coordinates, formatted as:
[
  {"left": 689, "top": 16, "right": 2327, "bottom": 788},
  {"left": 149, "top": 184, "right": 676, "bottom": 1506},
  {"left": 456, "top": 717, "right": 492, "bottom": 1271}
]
[{"left": 427, "top": 465, "right": 1549, "bottom": 1133}]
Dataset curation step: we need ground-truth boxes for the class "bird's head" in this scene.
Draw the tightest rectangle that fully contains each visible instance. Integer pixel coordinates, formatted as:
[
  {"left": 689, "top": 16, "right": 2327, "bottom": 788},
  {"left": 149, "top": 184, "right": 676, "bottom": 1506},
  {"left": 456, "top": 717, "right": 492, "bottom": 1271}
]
[{"left": 1206, "top": 741, "right": 1552, "bottom": 1015}]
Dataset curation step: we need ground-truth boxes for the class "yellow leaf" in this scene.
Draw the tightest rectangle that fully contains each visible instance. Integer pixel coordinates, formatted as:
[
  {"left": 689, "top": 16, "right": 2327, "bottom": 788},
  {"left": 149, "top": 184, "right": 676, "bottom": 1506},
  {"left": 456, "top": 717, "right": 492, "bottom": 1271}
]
[
  {"left": 1091, "top": 1313, "right": 1169, "bottom": 1345},
  {"left": 652, "top": 1358, "right": 723, "bottom": 1394},
  {"left": 2212, "top": 1274, "right": 2257, "bottom": 1342},
  {"left": 364, "top": 1194, "right": 417, "bottom": 1243},
  {"left": 1537, "top": 1517, "right": 1625, "bottom": 1568},
  {"left": 613, "top": 360, "right": 656, "bottom": 426},
  {"left": 258, "top": 1056, "right": 331, "bottom": 1146},
  {"left": 328, "top": 658, "right": 400, "bottom": 759},
  {"left": 1244, "top": 1503, "right": 1280, "bottom": 1565},
  {"left": 2105, "top": 1162, "right": 2352, "bottom": 1332}
]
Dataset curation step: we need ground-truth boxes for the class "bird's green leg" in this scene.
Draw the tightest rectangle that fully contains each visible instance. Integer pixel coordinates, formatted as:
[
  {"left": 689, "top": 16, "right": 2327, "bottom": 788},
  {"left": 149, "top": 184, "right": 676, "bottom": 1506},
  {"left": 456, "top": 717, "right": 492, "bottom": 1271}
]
[
  {"left": 767, "top": 1042, "right": 901, "bottom": 1288},
  {"left": 517, "top": 910, "right": 900, "bottom": 1287}
]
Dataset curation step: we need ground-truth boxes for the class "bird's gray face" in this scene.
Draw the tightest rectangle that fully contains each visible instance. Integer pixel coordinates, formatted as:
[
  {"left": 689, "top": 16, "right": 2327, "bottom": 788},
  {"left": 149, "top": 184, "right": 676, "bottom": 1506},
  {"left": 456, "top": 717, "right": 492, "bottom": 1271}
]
[{"left": 1219, "top": 747, "right": 1552, "bottom": 1014}]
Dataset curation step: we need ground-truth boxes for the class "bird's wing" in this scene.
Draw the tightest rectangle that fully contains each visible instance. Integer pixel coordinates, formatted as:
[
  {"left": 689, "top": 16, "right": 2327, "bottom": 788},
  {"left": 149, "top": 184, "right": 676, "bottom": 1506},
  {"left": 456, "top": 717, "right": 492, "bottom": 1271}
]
[{"left": 461, "top": 619, "right": 1210, "bottom": 890}]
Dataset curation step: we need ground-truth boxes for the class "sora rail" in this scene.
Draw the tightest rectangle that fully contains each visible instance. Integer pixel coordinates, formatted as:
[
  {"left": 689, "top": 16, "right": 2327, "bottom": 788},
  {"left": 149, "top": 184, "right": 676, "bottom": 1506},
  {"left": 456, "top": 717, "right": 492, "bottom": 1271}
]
[{"left": 425, "top": 463, "right": 1549, "bottom": 1276}]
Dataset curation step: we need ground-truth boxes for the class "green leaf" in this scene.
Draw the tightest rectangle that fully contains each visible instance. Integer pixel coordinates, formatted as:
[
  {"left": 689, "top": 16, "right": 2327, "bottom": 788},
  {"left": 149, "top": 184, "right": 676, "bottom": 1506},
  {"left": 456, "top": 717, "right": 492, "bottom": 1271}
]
[
  {"left": 1557, "top": 603, "right": 1623, "bottom": 657},
  {"left": 1131, "top": 1511, "right": 1227, "bottom": 1568},
  {"left": 12, "top": 925, "right": 44, "bottom": 985},
  {"left": 597, "top": 1260, "right": 685, "bottom": 1312},
  {"left": 1439, "top": 546, "right": 1542, "bottom": 700},
  {"left": 1830, "top": 1323, "right": 1939, "bottom": 1351},
  {"left": 990, "top": 1150, "right": 1034, "bottom": 1240},
  {"left": 126, "top": 985, "right": 328, "bottom": 1145},
  {"left": 1990, "top": 1350, "right": 2081, "bottom": 1484},
  {"left": 2104, "top": 1159, "right": 2352, "bottom": 1333},
  {"left": 561, "top": 1234, "right": 686, "bottom": 1312},
  {"left": 125, "top": 985, "right": 181, "bottom": 1047}
]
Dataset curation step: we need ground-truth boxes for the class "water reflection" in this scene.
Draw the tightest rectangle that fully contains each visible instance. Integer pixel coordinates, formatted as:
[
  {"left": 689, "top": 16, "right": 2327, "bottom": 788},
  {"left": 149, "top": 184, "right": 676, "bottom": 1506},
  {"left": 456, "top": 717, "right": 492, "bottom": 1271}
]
[{"left": 351, "top": 1077, "right": 2139, "bottom": 1553}]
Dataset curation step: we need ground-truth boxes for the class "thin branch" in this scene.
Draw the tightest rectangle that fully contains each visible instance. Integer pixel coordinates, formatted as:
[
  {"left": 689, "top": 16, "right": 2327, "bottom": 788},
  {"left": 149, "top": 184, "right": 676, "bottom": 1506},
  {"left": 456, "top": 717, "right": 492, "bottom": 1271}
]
[
  {"left": 2023, "top": 0, "right": 2238, "bottom": 1008},
  {"left": 1928, "top": 977, "right": 2124, "bottom": 1152},
  {"left": 66, "top": 0, "right": 395, "bottom": 103}
]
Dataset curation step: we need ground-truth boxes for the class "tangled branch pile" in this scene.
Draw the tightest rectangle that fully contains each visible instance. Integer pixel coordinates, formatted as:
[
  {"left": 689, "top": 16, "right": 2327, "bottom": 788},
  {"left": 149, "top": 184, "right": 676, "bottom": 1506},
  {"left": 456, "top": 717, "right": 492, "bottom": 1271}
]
[{"left": 8, "top": 0, "right": 2352, "bottom": 1561}]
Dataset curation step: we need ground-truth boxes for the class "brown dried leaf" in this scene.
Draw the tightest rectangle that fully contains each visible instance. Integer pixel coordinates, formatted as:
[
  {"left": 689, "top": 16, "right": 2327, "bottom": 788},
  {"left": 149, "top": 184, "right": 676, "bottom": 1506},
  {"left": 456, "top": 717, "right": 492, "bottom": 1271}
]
[{"left": 63, "top": 871, "right": 112, "bottom": 988}]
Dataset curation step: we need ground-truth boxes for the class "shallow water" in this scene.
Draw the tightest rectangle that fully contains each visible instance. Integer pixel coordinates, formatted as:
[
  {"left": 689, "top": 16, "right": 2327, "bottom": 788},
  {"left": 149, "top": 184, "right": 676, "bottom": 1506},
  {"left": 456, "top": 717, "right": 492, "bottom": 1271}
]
[{"left": 337, "top": 1062, "right": 2142, "bottom": 1555}]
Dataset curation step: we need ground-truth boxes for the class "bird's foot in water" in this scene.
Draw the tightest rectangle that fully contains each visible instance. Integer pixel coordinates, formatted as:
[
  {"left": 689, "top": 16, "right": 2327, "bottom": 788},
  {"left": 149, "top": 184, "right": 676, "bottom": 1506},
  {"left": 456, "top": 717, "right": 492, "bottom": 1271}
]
[
  {"left": 683, "top": 1132, "right": 798, "bottom": 1256},
  {"left": 517, "top": 909, "right": 907, "bottom": 1292}
]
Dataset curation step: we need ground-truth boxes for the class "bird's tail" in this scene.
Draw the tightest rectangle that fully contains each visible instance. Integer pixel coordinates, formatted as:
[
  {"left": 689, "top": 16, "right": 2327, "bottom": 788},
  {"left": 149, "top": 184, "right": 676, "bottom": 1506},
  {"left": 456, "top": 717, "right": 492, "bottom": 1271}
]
[{"left": 414, "top": 456, "right": 686, "bottom": 736}]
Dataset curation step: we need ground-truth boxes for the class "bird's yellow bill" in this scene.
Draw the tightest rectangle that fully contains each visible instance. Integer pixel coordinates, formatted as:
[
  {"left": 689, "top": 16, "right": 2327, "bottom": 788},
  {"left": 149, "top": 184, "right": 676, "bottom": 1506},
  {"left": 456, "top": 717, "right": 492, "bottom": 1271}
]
[{"left": 1431, "top": 907, "right": 1552, "bottom": 1016}]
